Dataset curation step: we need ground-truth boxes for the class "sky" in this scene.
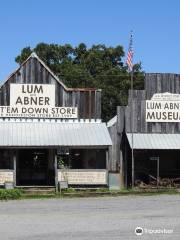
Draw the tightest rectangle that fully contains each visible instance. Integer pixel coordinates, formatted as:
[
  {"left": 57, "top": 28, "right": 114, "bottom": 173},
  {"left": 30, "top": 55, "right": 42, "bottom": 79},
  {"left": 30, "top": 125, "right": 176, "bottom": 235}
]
[{"left": 0, "top": 0, "right": 180, "bottom": 82}]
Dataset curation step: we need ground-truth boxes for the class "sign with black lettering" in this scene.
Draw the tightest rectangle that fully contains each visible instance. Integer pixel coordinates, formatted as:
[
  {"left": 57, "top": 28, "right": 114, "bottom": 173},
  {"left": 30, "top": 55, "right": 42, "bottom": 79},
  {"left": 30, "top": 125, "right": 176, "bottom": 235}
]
[
  {"left": 10, "top": 84, "right": 55, "bottom": 107},
  {"left": 0, "top": 84, "right": 78, "bottom": 119},
  {"left": 146, "top": 92, "right": 180, "bottom": 122}
]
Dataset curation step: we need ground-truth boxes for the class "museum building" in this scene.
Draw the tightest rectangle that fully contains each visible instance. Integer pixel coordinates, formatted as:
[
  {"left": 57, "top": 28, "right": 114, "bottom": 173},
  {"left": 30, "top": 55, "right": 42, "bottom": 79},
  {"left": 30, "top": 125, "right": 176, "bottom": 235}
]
[
  {"left": 108, "top": 73, "right": 180, "bottom": 188},
  {"left": 0, "top": 53, "right": 112, "bottom": 189}
]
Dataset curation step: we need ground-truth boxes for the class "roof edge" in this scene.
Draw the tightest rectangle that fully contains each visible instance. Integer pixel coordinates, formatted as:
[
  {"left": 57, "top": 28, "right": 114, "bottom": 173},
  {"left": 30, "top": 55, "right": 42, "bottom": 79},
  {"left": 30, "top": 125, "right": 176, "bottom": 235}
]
[{"left": 0, "top": 52, "right": 99, "bottom": 92}]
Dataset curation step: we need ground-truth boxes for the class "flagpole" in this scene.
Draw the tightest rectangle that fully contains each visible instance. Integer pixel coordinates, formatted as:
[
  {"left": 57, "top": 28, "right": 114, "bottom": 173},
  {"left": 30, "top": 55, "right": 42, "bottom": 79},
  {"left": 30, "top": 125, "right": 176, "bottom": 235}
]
[
  {"left": 131, "top": 67, "right": 134, "bottom": 188},
  {"left": 126, "top": 31, "right": 134, "bottom": 188}
]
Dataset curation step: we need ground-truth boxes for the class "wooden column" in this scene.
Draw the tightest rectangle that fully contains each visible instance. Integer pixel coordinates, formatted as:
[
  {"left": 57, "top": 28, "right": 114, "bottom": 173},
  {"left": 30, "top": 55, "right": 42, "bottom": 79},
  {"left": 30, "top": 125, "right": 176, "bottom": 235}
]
[
  {"left": 119, "top": 149, "right": 124, "bottom": 189},
  {"left": 54, "top": 151, "right": 58, "bottom": 192},
  {"left": 13, "top": 150, "right": 17, "bottom": 187},
  {"left": 106, "top": 149, "right": 109, "bottom": 171}
]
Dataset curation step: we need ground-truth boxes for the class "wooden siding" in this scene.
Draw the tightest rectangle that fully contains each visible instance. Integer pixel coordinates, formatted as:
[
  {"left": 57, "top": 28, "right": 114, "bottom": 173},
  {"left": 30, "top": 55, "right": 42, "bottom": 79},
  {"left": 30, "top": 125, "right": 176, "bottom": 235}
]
[
  {"left": 0, "top": 56, "right": 101, "bottom": 119},
  {"left": 108, "top": 73, "right": 180, "bottom": 172},
  {"left": 108, "top": 124, "right": 118, "bottom": 171},
  {"left": 124, "top": 73, "right": 180, "bottom": 134}
]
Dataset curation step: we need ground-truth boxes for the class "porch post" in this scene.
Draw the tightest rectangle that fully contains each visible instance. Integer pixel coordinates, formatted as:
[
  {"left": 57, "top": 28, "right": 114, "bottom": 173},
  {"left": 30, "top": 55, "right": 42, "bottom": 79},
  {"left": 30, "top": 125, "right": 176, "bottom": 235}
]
[
  {"left": 119, "top": 149, "right": 124, "bottom": 188},
  {"left": 106, "top": 150, "right": 109, "bottom": 186},
  {"left": 13, "top": 150, "right": 17, "bottom": 187},
  {"left": 106, "top": 149, "right": 109, "bottom": 170},
  {"left": 54, "top": 151, "right": 58, "bottom": 192}
]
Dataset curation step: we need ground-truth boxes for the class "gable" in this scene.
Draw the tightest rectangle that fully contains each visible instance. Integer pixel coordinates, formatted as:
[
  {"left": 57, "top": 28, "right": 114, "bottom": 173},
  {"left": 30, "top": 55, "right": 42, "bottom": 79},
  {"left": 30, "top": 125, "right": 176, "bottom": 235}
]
[{"left": 0, "top": 53, "right": 101, "bottom": 120}]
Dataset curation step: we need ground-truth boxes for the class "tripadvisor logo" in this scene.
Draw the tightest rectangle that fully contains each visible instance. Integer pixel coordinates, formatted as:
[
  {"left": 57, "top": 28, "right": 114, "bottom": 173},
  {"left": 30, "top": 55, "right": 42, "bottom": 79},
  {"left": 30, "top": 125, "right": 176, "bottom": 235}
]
[{"left": 135, "top": 227, "right": 143, "bottom": 236}]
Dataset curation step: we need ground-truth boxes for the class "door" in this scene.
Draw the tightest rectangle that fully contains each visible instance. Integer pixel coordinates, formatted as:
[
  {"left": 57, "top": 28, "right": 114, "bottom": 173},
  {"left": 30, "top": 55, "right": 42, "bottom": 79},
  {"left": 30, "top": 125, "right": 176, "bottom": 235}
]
[{"left": 17, "top": 149, "right": 53, "bottom": 186}]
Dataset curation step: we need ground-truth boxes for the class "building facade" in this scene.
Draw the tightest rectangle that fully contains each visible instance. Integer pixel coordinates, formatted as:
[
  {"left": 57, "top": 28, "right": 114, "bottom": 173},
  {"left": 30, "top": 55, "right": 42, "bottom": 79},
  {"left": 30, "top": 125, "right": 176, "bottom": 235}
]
[
  {"left": 108, "top": 73, "right": 180, "bottom": 188},
  {"left": 0, "top": 53, "right": 112, "bottom": 189}
]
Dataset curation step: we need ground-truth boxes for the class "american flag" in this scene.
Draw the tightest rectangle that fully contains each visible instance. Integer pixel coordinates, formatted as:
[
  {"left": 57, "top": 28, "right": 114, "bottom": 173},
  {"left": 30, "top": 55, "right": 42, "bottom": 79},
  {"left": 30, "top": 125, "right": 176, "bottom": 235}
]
[{"left": 126, "top": 32, "right": 134, "bottom": 72}]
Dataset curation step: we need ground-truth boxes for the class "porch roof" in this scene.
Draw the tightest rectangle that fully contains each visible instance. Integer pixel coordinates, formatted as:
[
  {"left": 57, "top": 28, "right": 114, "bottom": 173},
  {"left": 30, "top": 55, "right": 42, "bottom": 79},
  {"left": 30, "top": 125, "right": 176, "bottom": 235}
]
[
  {"left": 126, "top": 133, "right": 180, "bottom": 150},
  {"left": 0, "top": 121, "right": 112, "bottom": 147}
]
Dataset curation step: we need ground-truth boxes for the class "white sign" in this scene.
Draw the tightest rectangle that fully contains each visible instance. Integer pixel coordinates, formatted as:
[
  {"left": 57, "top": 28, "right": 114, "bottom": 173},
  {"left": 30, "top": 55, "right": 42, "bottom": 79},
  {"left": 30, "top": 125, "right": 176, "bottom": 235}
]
[
  {"left": 146, "top": 93, "right": 180, "bottom": 122},
  {"left": 58, "top": 170, "right": 107, "bottom": 185},
  {"left": 0, "top": 171, "right": 14, "bottom": 185},
  {"left": 0, "top": 84, "right": 78, "bottom": 119},
  {"left": 151, "top": 92, "right": 180, "bottom": 101},
  {"left": 10, "top": 84, "right": 55, "bottom": 107}
]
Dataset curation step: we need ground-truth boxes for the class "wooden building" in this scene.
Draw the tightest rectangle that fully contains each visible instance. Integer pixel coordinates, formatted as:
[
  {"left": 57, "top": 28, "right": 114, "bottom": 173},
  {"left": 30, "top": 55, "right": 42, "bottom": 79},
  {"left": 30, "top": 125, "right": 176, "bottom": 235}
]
[
  {"left": 108, "top": 73, "right": 180, "bottom": 188},
  {"left": 0, "top": 53, "right": 112, "bottom": 189}
]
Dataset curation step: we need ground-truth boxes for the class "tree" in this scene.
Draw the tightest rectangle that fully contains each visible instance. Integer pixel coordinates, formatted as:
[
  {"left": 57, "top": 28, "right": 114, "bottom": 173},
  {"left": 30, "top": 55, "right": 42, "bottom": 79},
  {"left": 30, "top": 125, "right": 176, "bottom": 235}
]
[{"left": 15, "top": 43, "right": 144, "bottom": 121}]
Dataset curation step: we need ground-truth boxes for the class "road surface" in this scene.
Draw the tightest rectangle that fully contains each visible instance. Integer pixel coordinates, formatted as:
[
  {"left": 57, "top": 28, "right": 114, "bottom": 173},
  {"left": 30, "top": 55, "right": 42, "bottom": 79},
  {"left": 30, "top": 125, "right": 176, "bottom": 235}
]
[{"left": 0, "top": 194, "right": 179, "bottom": 239}]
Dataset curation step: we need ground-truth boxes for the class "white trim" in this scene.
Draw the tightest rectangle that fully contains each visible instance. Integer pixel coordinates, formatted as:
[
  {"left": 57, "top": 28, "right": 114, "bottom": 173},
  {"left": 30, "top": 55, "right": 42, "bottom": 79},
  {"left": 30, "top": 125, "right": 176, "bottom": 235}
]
[{"left": 0, "top": 118, "right": 102, "bottom": 123}]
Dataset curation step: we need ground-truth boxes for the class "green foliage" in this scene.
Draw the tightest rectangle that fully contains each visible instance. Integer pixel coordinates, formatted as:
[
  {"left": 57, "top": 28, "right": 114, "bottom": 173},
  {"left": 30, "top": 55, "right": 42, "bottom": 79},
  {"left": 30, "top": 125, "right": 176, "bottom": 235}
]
[
  {"left": 15, "top": 43, "right": 144, "bottom": 121},
  {"left": 0, "top": 189, "right": 22, "bottom": 200}
]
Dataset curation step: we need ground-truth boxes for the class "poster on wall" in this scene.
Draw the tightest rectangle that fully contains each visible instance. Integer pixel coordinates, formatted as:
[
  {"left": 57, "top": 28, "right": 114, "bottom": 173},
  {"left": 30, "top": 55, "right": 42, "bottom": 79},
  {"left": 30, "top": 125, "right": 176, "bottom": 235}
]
[
  {"left": 146, "top": 92, "right": 180, "bottom": 122},
  {"left": 0, "top": 84, "right": 78, "bottom": 119}
]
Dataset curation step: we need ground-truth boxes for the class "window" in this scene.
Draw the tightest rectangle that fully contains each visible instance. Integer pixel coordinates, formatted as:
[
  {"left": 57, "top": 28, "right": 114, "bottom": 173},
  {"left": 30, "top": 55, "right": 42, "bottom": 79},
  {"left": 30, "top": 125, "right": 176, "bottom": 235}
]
[{"left": 0, "top": 150, "right": 13, "bottom": 169}]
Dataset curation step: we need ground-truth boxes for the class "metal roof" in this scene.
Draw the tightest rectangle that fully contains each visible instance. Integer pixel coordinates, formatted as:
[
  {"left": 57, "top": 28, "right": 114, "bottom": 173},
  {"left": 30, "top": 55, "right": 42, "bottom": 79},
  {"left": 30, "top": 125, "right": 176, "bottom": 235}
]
[
  {"left": 126, "top": 133, "right": 180, "bottom": 150},
  {"left": 107, "top": 115, "right": 117, "bottom": 127},
  {"left": 0, "top": 121, "right": 112, "bottom": 147}
]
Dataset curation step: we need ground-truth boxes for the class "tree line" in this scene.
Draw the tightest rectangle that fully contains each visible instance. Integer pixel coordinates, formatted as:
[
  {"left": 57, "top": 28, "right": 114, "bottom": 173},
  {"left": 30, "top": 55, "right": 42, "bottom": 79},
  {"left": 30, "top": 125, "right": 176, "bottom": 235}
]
[{"left": 15, "top": 43, "right": 144, "bottom": 121}]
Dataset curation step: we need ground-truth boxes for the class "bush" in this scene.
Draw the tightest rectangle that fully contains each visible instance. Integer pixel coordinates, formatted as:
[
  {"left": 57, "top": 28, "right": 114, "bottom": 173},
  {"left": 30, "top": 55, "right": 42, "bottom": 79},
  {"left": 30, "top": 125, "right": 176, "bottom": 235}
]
[{"left": 0, "top": 189, "right": 22, "bottom": 200}]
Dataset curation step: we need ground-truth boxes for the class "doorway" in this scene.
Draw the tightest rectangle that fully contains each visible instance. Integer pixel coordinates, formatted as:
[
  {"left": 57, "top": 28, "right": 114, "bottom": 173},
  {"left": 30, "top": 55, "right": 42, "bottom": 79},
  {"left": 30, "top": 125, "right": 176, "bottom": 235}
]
[{"left": 16, "top": 149, "right": 55, "bottom": 186}]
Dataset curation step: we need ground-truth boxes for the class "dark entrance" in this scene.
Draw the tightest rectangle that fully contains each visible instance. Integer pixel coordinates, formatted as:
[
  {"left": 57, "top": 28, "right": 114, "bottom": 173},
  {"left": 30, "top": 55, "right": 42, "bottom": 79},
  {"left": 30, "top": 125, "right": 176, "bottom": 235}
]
[{"left": 17, "top": 149, "right": 54, "bottom": 186}]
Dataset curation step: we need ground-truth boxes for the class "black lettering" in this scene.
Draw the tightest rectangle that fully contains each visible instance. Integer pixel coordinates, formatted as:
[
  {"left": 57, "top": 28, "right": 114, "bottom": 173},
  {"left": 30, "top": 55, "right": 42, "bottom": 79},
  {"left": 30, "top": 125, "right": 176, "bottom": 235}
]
[
  {"left": 168, "top": 112, "right": 172, "bottom": 120},
  {"left": 146, "top": 112, "right": 155, "bottom": 120},
  {"left": 31, "top": 97, "right": 37, "bottom": 105},
  {"left": 67, "top": 108, "right": 71, "bottom": 114},
  {"left": 60, "top": 108, "right": 66, "bottom": 114},
  {"left": 24, "top": 97, "right": 29, "bottom": 105},
  {"left": 38, "top": 97, "right": 44, "bottom": 105},
  {"left": 35, "top": 85, "right": 43, "bottom": 93},
  {"left": 22, "top": 85, "right": 26, "bottom": 93},
  {"left": 155, "top": 112, "right": 161, "bottom": 120},
  {"left": 15, "top": 97, "right": 23, "bottom": 105},
  {"left": 162, "top": 112, "right": 167, "bottom": 120},
  {"left": 45, "top": 97, "right": 50, "bottom": 105},
  {"left": 11, "top": 107, "right": 18, "bottom": 114}
]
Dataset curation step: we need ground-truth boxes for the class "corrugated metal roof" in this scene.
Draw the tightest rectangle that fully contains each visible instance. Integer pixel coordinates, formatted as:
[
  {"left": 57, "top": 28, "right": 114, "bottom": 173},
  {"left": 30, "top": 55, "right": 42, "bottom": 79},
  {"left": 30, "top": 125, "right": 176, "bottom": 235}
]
[
  {"left": 0, "top": 122, "right": 112, "bottom": 147},
  {"left": 107, "top": 115, "right": 117, "bottom": 127},
  {"left": 126, "top": 133, "right": 180, "bottom": 150}
]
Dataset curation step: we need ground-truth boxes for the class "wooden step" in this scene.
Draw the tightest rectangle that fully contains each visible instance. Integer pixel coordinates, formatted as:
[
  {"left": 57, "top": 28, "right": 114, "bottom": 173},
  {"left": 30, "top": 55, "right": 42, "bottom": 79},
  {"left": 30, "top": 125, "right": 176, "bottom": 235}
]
[{"left": 17, "top": 186, "right": 56, "bottom": 195}]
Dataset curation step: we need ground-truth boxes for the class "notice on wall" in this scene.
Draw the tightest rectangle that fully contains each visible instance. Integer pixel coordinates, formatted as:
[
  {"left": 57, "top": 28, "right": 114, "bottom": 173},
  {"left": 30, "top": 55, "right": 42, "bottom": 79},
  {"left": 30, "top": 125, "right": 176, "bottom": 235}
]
[
  {"left": 58, "top": 170, "right": 107, "bottom": 185},
  {"left": 0, "top": 84, "right": 78, "bottom": 119},
  {"left": 0, "top": 171, "right": 14, "bottom": 185},
  {"left": 146, "top": 92, "right": 180, "bottom": 122}
]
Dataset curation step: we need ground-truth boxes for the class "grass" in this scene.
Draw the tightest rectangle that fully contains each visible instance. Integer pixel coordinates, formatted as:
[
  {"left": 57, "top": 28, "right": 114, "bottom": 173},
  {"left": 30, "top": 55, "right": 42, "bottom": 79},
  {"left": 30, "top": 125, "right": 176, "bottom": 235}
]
[
  {"left": 1, "top": 188, "right": 180, "bottom": 200},
  {"left": 0, "top": 189, "right": 22, "bottom": 200}
]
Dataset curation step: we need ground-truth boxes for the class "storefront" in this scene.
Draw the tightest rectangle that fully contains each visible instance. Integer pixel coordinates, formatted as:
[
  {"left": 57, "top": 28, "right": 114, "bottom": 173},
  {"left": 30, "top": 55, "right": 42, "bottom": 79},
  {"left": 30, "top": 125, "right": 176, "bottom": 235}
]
[
  {"left": 108, "top": 73, "right": 180, "bottom": 188},
  {"left": 0, "top": 53, "right": 112, "bottom": 188}
]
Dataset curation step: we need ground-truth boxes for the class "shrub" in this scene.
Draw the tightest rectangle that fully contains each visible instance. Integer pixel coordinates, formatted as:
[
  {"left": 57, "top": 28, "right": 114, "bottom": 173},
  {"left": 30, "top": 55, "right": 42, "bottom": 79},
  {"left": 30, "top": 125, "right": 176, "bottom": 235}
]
[{"left": 0, "top": 189, "right": 22, "bottom": 200}]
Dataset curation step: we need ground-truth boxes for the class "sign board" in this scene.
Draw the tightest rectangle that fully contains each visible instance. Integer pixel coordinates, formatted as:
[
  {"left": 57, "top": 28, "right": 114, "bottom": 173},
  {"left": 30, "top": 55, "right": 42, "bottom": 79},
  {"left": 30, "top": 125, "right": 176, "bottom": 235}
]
[
  {"left": 0, "top": 84, "right": 78, "bottom": 119},
  {"left": 0, "top": 170, "right": 14, "bottom": 185},
  {"left": 59, "top": 181, "right": 68, "bottom": 190},
  {"left": 146, "top": 92, "right": 180, "bottom": 122},
  {"left": 58, "top": 169, "right": 107, "bottom": 185},
  {"left": 10, "top": 84, "right": 55, "bottom": 107}
]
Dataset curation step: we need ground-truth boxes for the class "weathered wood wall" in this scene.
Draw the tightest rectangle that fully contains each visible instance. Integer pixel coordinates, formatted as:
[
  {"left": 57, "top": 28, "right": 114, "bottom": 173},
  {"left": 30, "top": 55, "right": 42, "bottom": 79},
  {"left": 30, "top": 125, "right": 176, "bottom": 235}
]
[
  {"left": 108, "top": 73, "right": 180, "bottom": 172},
  {"left": 0, "top": 55, "right": 101, "bottom": 120},
  {"left": 108, "top": 124, "right": 118, "bottom": 171},
  {"left": 108, "top": 107, "right": 125, "bottom": 172},
  {"left": 125, "top": 73, "right": 180, "bottom": 133}
]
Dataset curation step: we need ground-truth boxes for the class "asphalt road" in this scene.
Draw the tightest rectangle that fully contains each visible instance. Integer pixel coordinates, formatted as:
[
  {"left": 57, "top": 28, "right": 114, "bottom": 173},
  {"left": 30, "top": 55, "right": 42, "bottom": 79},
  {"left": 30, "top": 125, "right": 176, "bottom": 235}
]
[{"left": 0, "top": 194, "right": 180, "bottom": 240}]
